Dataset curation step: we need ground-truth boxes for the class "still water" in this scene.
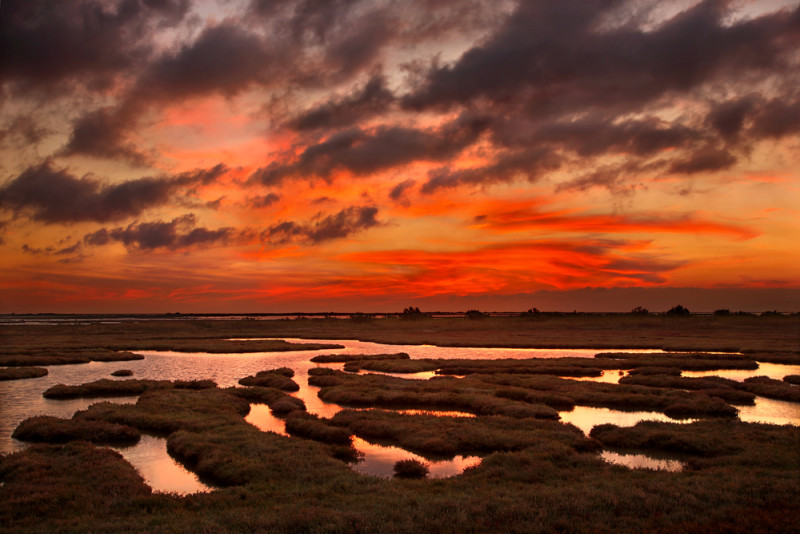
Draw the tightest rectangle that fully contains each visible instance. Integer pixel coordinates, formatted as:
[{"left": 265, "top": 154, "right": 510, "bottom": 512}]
[{"left": 2, "top": 339, "right": 797, "bottom": 493}]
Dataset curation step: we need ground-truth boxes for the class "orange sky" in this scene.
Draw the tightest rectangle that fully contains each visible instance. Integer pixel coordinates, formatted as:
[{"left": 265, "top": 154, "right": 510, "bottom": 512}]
[{"left": 1, "top": 0, "right": 799, "bottom": 313}]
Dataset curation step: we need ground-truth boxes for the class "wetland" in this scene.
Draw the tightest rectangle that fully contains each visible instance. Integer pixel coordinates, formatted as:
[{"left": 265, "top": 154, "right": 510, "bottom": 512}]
[{"left": 0, "top": 314, "right": 798, "bottom": 532}]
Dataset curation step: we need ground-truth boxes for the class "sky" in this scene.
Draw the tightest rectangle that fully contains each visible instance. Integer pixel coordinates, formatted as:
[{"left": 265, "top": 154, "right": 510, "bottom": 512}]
[{"left": 1, "top": 0, "right": 799, "bottom": 314}]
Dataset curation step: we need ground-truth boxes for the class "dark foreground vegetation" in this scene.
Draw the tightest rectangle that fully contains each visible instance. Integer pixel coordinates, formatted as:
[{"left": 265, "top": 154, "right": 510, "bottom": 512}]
[{"left": 1, "top": 315, "right": 798, "bottom": 532}]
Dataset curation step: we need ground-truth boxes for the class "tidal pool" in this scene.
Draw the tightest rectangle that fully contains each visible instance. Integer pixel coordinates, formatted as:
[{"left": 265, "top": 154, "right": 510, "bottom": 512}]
[{"left": 2, "top": 339, "right": 797, "bottom": 491}]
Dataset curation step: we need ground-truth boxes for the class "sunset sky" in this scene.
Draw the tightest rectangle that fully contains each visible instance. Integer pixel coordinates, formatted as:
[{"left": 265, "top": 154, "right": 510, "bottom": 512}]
[{"left": 1, "top": 0, "right": 799, "bottom": 313}]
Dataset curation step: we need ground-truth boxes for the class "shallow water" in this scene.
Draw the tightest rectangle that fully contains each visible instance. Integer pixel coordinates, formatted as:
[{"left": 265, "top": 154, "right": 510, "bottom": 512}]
[
  {"left": 601, "top": 450, "right": 685, "bottom": 472},
  {"left": 2, "top": 339, "right": 797, "bottom": 490},
  {"left": 114, "top": 435, "right": 211, "bottom": 495},
  {"left": 350, "top": 437, "right": 481, "bottom": 478}
]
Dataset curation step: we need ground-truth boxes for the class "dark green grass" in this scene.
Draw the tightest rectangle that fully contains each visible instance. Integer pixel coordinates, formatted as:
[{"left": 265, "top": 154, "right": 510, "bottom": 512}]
[
  {"left": 0, "top": 366, "right": 47, "bottom": 381},
  {"left": 12, "top": 415, "right": 140, "bottom": 445}
]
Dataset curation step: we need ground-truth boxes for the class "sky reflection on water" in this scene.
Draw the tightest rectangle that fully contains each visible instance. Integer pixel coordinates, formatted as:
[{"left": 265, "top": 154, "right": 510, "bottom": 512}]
[{"left": 2, "top": 339, "right": 797, "bottom": 492}]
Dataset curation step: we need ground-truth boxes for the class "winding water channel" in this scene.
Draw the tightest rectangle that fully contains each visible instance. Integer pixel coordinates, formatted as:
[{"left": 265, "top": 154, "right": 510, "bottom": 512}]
[{"left": 2, "top": 338, "right": 798, "bottom": 494}]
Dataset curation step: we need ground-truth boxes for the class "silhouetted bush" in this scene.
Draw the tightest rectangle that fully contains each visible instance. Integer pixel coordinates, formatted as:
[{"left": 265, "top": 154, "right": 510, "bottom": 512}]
[
  {"left": 665, "top": 305, "right": 691, "bottom": 316},
  {"left": 465, "top": 310, "right": 485, "bottom": 319},
  {"left": 400, "top": 307, "right": 426, "bottom": 320},
  {"left": 630, "top": 306, "right": 650, "bottom": 315},
  {"left": 714, "top": 309, "right": 731, "bottom": 316},
  {"left": 393, "top": 459, "right": 429, "bottom": 478}
]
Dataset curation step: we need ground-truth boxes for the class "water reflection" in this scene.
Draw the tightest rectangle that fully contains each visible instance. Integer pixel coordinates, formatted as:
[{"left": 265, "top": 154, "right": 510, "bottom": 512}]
[
  {"left": 682, "top": 362, "right": 800, "bottom": 382},
  {"left": 601, "top": 450, "right": 684, "bottom": 472},
  {"left": 737, "top": 397, "right": 800, "bottom": 426},
  {"left": 245, "top": 404, "right": 288, "bottom": 436},
  {"left": 114, "top": 435, "right": 211, "bottom": 495},
  {"left": 351, "top": 437, "right": 480, "bottom": 478},
  {"left": 560, "top": 406, "right": 689, "bottom": 436},
  {"left": 3, "top": 339, "right": 797, "bottom": 493}
]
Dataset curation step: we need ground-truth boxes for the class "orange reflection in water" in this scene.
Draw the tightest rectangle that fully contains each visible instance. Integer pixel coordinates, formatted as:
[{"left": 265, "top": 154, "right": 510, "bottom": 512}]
[
  {"left": 351, "top": 437, "right": 481, "bottom": 478},
  {"left": 601, "top": 451, "right": 685, "bottom": 472},
  {"left": 560, "top": 406, "right": 688, "bottom": 436},
  {"left": 114, "top": 435, "right": 211, "bottom": 495}
]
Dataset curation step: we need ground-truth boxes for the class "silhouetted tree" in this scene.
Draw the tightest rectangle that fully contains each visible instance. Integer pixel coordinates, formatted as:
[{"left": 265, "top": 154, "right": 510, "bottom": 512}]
[
  {"left": 714, "top": 309, "right": 731, "bottom": 316},
  {"left": 630, "top": 306, "right": 650, "bottom": 315},
  {"left": 665, "top": 305, "right": 691, "bottom": 316},
  {"left": 465, "top": 309, "right": 485, "bottom": 319},
  {"left": 400, "top": 307, "right": 425, "bottom": 320},
  {"left": 519, "top": 307, "right": 541, "bottom": 317}
]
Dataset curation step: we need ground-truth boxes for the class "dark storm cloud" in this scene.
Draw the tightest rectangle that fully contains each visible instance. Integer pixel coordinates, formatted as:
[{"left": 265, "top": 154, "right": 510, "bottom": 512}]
[
  {"left": 61, "top": 107, "right": 149, "bottom": 166},
  {"left": 403, "top": 1, "right": 799, "bottom": 114},
  {"left": 389, "top": 179, "right": 416, "bottom": 203},
  {"left": 289, "top": 75, "right": 395, "bottom": 131},
  {"left": 252, "top": 114, "right": 490, "bottom": 185},
  {"left": 84, "top": 214, "right": 235, "bottom": 250},
  {"left": 263, "top": 206, "right": 380, "bottom": 244},
  {"left": 421, "top": 148, "right": 559, "bottom": 194},
  {"left": 669, "top": 146, "right": 737, "bottom": 175},
  {"left": 133, "top": 23, "right": 278, "bottom": 102},
  {"left": 249, "top": 193, "right": 281, "bottom": 208},
  {"left": 0, "top": 161, "right": 229, "bottom": 223},
  {"left": 0, "top": 0, "right": 189, "bottom": 92}
]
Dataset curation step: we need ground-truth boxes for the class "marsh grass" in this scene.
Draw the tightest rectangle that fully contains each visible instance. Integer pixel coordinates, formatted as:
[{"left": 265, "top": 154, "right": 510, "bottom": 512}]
[
  {"left": 284, "top": 412, "right": 352, "bottom": 445},
  {"left": 43, "top": 379, "right": 174, "bottom": 399},
  {"left": 0, "top": 366, "right": 47, "bottom": 380},
  {"left": 226, "top": 386, "right": 306, "bottom": 414},
  {"left": 740, "top": 376, "right": 800, "bottom": 402},
  {"left": 393, "top": 459, "right": 429, "bottom": 478},
  {"left": 238, "top": 369, "right": 300, "bottom": 391},
  {"left": 0, "top": 348, "right": 144, "bottom": 366},
  {"left": 310, "top": 353, "right": 410, "bottom": 363},
  {"left": 331, "top": 409, "right": 598, "bottom": 458},
  {"left": 2, "top": 316, "right": 799, "bottom": 532},
  {"left": 309, "top": 369, "right": 560, "bottom": 419},
  {"left": 618, "top": 374, "right": 756, "bottom": 405},
  {"left": 111, "top": 369, "right": 133, "bottom": 377},
  {"left": 12, "top": 415, "right": 140, "bottom": 445},
  {"left": 784, "top": 375, "right": 800, "bottom": 385}
]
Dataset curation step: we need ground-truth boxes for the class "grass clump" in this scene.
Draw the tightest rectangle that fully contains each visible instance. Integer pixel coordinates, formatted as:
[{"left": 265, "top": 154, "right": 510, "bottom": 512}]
[
  {"left": 12, "top": 415, "right": 140, "bottom": 445},
  {"left": 0, "top": 366, "right": 47, "bottom": 380},
  {"left": 393, "top": 459, "right": 429, "bottom": 478},
  {"left": 110, "top": 369, "right": 133, "bottom": 377},
  {"left": 0, "top": 348, "right": 144, "bottom": 367},
  {"left": 619, "top": 374, "right": 756, "bottom": 405},
  {"left": 284, "top": 412, "right": 353, "bottom": 445},
  {"left": 343, "top": 359, "right": 439, "bottom": 374},
  {"left": 174, "top": 379, "right": 217, "bottom": 389},
  {"left": 310, "top": 353, "right": 410, "bottom": 363},
  {"left": 332, "top": 409, "right": 598, "bottom": 458},
  {"left": 784, "top": 375, "right": 800, "bottom": 385},
  {"left": 43, "top": 379, "right": 173, "bottom": 399},
  {"left": 740, "top": 376, "right": 800, "bottom": 402},
  {"left": 309, "top": 369, "right": 560, "bottom": 419},
  {"left": 238, "top": 369, "right": 300, "bottom": 392},
  {"left": 226, "top": 386, "right": 306, "bottom": 415}
]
